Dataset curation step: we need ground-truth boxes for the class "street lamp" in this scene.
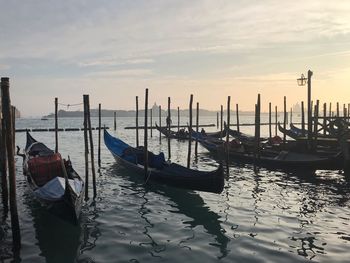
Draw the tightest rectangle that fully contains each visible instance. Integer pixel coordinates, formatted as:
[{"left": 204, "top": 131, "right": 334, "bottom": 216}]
[
  {"left": 297, "top": 74, "right": 307, "bottom": 86},
  {"left": 297, "top": 70, "right": 313, "bottom": 149}
]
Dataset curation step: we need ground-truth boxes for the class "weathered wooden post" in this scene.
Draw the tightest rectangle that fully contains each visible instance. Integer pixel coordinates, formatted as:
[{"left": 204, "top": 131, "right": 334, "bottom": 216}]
[
  {"left": 236, "top": 103, "right": 240, "bottom": 133},
  {"left": 150, "top": 108, "right": 153, "bottom": 138},
  {"left": 313, "top": 101, "right": 319, "bottom": 150},
  {"left": 177, "top": 106, "right": 180, "bottom": 132},
  {"left": 226, "top": 96, "right": 231, "bottom": 159},
  {"left": 144, "top": 89, "right": 149, "bottom": 180},
  {"left": 343, "top": 104, "right": 347, "bottom": 117},
  {"left": 0, "top": 82, "right": 9, "bottom": 212},
  {"left": 83, "top": 95, "right": 89, "bottom": 201},
  {"left": 329, "top": 102, "right": 332, "bottom": 118},
  {"left": 11, "top": 106, "right": 15, "bottom": 152},
  {"left": 220, "top": 105, "right": 223, "bottom": 137},
  {"left": 290, "top": 107, "right": 293, "bottom": 124},
  {"left": 136, "top": 96, "right": 139, "bottom": 147},
  {"left": 254, "top": 94, "right": 261, "bottom": 159},
  {"left": 167, "top": 97, "right": 171, "bottom": 159},
  {"left": 275, "top": 106, "right": 278, "bottom": 136},
  {"left": 55, "top": 97, "right": 58, "bottom": 153},
  {"left": 323, "top": 103, "right": 327, "bottom": 136},
  {"left": 307, "top": 70, "right": 313, "bottom": 149},
  {"left": 283, "top": 96, "right": 287, "bottom": 145},
  {"left": 187, "top": 94, "right": 193, "bottom": 168},
  {"left": 268, "top": 102, "right": 272, "bottom": 139},
  {"left": 348, "top": 103, "right": 350, "bottom": 118},
  {"left": 114, "top": 112, "right": 117, "bottom": 131},
  {"left": 195, "top": 102, "right": 199, "bottom": 156},
  {"left": 301, "top": 101, "right": 305, "bottom": 135},
  {"left": 86, "top": 95, "right": 97, "bottom": 198},
  {"left": 216, "top": 112, "right": 219, "bottom": 128},
  {"left": 159, "top": 105, "right": 162, "bottom": 144},
  {"left": 98, "top": 103, "right": 101, "bottom": 167},
  {"left": 1, "top": 77, "right": 21, "bottom": 250},
  {"left": 337, "top": 102, "right": 339, "bottom": 117}
]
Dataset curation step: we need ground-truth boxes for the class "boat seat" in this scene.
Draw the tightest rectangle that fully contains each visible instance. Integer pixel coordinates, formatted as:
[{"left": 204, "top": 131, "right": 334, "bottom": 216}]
[{"left": 27, "top": 153, "right": 64, "bottom": 187}]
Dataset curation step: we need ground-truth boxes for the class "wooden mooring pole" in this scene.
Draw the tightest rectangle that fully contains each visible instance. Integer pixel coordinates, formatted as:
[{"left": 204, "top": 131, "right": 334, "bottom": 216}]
[
  {"left": 0, "top": 94, "right": 8, "bottom": 212},
  {"left": 167, "top": 97, "right": 171, "bottom": 159},
  {"left": 226, "top": 96, "right": 231, "bottom": 160},
  {"left": 195, "top": 102, "right": 199, "bottom": 156},
  {"left": 236, "top": 103, "right": 240, "bottom": 133},
  {"left": 1, "top": 77, "right": 21, "bottom": 250},
  {"left": 337, "top": 102, "right": 339, "bottom": 117},
  {"left": 150, "top": 108, "right": 153, "bottom": 137},
  {"left": 55, "top": 97, "right": 58, "bottom": 153},
  {"left": 220, "top": 105, "right": 223, "bottom": 137},
  {"left": 283, "top": 96, "right": 287, "bottom": 145},
  {"left": 187, "top": 94, "right": 193, "bottom": 168},
  {"left": 216, "top": 112, "right": 219, "bottom": 129},
  {"left": 136, "top": 96, "right": 139, "bottom": 147},
  {"left": 323, "top": 103, "right": 327, "bottom": 136},
  {"left": 268, "top": 102, "right": 272, "bottom": 139},
  {"left": 313, "top": 101, "right": 319, "bottom": 150},
  {"left": 301, "top": 101, "right": 305, "bottom": 135},
  {"left": 83, "top": 95, "right": 89, "bottom": 201},
  {"left": 144, "top": 89, "right": 149, "bottom": 180},
  {"left": 114, "top": 112, "right": 117, "bottom": 131},
  {"left": 177, "top": 106, "right": 180, "bottom": 132},
  {"left": 159, "top": 105, "right": 161, "bottom": 144},
  {"left": 98, "top": 103, "right": 101, "bottom": 167},
  {"left": 275, "top": 106, "right": 278, "bottom": 136},
  {"left": 254, "top": 94, "right": 261, "bottom": 160},
  {"left": 85, "top": 95, "right": 97, "bottom": 198}
]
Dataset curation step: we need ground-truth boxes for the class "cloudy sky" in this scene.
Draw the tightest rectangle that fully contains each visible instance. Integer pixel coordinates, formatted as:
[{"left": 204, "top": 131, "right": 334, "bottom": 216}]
[{"left": 1, "top": 0, "right": 350, "bottom": 116}]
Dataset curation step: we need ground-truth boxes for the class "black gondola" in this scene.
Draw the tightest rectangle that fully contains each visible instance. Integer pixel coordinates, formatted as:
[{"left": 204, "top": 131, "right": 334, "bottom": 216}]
[
  {"left": 21, "top": 131, "right": 84, "bottom": 223},
  {"left": 104, "top": 129, "right": 224, "bottom": 193},
  {"left": 200, "top": 138, "right": 343, "bottom": 171}
]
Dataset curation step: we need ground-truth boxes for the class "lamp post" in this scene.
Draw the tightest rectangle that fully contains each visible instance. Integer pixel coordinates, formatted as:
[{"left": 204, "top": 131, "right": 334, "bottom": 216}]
[{"left": 297, "top": 70, "right": 313, "bottom": 149}]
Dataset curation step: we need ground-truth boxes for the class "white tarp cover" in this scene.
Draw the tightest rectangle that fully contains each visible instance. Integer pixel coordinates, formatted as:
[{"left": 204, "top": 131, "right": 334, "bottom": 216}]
[{"left": 34, "top": 177, "right": 83, "bottom": 201}]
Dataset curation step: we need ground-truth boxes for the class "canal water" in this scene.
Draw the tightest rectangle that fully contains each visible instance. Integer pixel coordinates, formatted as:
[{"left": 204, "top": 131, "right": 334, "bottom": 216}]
[{"left": 0, "top": 115, "right": 349, "bottom": 262}]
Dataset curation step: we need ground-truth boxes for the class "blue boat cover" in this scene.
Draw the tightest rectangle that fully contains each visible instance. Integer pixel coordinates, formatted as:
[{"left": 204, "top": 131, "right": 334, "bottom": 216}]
[{"left": 104, "top": 130, "right": 166, "bottom": 169}]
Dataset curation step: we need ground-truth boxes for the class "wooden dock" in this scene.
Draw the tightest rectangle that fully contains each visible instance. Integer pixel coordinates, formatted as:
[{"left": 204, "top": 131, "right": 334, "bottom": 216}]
[{"left": 15, "top": 127, "right": 109, "bottom": 132}]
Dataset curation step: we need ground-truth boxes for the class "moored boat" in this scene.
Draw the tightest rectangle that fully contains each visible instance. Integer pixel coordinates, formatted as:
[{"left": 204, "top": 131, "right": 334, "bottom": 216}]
[
  {"left": 104, "top": 129, "right": 224, "bottom": 193},
  {"left": 21, "top": 131, "right": 84, "bottom": 223}
]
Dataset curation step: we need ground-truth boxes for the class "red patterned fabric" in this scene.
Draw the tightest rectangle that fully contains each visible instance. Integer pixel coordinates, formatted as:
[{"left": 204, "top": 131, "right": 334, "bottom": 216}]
[{"left": 28, "top": 153, "right": 63, "bottom": 186}]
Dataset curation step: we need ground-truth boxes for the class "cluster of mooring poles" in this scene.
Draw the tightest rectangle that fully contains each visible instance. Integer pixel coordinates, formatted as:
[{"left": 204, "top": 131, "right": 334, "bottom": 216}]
[{"left": 0, "top": 77, "right": 21, "bottom": 258}]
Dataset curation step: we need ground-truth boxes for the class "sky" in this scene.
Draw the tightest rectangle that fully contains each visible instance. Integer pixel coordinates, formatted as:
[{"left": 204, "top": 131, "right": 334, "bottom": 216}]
[{"left": 1, "top": 0, "right": 350, "bottom": 117}]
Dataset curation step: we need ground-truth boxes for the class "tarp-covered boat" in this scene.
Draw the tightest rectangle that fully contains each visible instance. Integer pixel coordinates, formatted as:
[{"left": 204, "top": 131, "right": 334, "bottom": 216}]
[
  {"left": 200, "top": 138, "right": 343, "bottom": 171},
  {"left": 104, "top": 130, "right": 224, "bottom": 193},
  {"left": 22, "top": 132, "right": 84, "bottom": 223}
]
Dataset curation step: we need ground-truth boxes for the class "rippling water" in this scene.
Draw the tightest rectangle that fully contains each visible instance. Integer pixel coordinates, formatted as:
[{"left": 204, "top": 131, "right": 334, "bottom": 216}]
[{"left": 1, "top": 115, "right": 350, "bottom": 262}]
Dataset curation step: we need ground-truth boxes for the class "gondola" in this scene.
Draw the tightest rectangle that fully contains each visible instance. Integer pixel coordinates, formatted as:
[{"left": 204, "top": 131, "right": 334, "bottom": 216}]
[
  {"left": 200, "top": 138, "right": 343, "bottom": 171},
  {"left": 104, "top": 129, "right": 224, "bottom": 193},
  {"left": 21, "top": 131, "right": 84, "bottom": 223},
  {"left": 155, "top": 124, "right": 191, "bottom": 140}
]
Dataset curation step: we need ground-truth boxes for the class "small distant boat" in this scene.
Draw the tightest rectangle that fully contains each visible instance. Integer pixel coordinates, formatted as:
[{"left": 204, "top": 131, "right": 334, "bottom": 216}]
[
  {"left": 41, "top": 117, "right": 49, "bottom": 121},
  {"left": 104, "top": 129, "right": 224, "bottom": 193},
  {"left": 21, "top": 132, "right": 84, "bottom": 223},
  {"left": 155, "top": 124, "right": 190, "bottom": 140}
]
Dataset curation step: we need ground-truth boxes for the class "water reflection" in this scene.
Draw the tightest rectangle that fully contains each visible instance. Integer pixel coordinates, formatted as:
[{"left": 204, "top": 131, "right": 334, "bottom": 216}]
[
  {"left": 110, "top": 163, "right": 231, "bottom": 260},
  {"left": 24, "top": 193, "right": 101, "bottom": 263}
]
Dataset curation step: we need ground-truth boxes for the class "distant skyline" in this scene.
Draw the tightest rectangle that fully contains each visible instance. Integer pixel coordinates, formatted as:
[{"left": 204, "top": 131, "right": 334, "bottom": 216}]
[{"left": 1, "top": 1, "right": 350, "bottom": 117}]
